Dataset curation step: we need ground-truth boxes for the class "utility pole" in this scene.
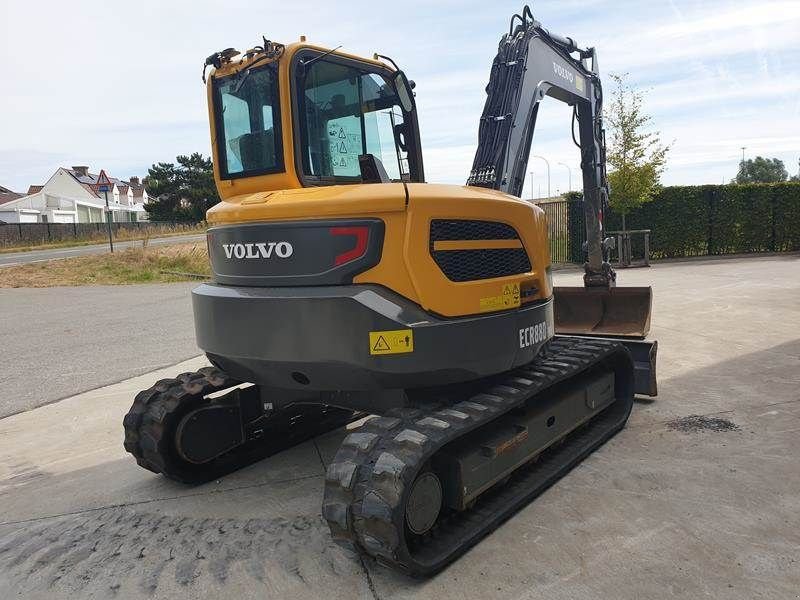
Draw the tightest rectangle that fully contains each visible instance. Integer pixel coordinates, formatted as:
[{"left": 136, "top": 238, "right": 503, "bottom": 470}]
[
  {"left": 741, "top": 147, "right": 746, "bottom": 163},
  {"left": 557, "top": 162, "right": 572, "bottom": 192},
  {"left": 96, "top": 169, "right": 114, "bottom": 253},
  {"left": 532, "top": 155, "right": 550, "bottom": 198}
]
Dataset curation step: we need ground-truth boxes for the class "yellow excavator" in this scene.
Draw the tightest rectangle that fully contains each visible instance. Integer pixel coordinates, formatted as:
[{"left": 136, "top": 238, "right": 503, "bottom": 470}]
[{"left": 124, "top": 6, "right": 656, "bottom": 576}]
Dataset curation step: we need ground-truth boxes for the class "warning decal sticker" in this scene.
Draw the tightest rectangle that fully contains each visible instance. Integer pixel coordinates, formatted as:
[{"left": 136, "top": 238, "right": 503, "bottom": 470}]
[
  {"left": 327, "top": 118, "right": 362, "bottom": 176},
  {"left": 369, "top": 329, "right": 414, "bottom": 355},
  {"left": 479, "top": 282, "right": 521, "bottom": 313}
]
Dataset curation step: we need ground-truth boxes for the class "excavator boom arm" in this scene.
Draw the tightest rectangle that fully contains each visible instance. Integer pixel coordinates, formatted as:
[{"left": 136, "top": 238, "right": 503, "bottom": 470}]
[
  {"left": 468, "top": 8, "right": 609, "bottom": 283},
  {"left": 469, "top": 6, "right": 654, "bottom": 338}
]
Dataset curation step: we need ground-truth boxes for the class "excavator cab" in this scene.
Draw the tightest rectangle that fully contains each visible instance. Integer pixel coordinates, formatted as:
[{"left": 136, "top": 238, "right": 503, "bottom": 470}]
[{"left": 205, "top": 41, "right": 424, "bottom": 198}]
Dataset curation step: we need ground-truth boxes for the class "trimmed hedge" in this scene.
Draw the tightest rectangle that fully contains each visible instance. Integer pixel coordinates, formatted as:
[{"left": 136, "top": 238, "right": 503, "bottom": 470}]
[
  {"left": 772, "top": 184, "right": 800, "bottom": 252},
  {"left": 600, "top": 182, "right": 800, "bottom": 259}
]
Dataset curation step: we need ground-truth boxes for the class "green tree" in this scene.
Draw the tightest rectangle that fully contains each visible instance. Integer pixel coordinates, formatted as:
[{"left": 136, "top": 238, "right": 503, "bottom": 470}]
[
  {"left": 734, "top": 156, "right": 788, "bottom": 183},
  {"left": 604, "top": 73, "right": 670, "bottom": 230},
  {"left": 143, "top": 162, "right": 180, "bottom": 221},
  {"left": 144, "top": 153, "right": 219, "bottom": 222}
]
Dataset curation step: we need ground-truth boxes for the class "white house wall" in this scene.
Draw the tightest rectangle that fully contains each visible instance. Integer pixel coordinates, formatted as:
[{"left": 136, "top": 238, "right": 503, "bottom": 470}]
[
  {"left": 0, "top": 210, "right": 21, "bottom": 222},
  {"left": 50, "top": 210, "right": 77, "bottom": 223},
  {"left": 0, "top": 209, "right": 40, "bottom": 223},
  {"left": 4, "top": 192, "right": 42, "bottom": 210},
  {"left": 2, "top": 169, "right": 150, "bottom": 223},
  {"left": 43, "top": 169, "right": 101, "bottom": 206}
]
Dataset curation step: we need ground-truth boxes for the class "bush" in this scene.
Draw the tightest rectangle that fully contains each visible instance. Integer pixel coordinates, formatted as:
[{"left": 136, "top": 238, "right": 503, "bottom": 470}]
[
  {"left": 772, "top": 184, "right": 800, "bottom": 251},
  {"left": 602, "top": 185, "right": 709, "bottom": 258},
  {"left": 711, "top": 185, "right": 772, "bottom": 254},
  {"left": 617, "top": 182, "right": 800, "bottom": 258},
  {"left": 567, "top": 182, "right": 800, "bottom": 260}
]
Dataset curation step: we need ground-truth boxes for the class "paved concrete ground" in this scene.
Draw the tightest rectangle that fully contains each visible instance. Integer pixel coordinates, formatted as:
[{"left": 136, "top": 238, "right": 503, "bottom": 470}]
[
  {"left": 0, "top": 254, "right": 799, "bottom": 599},
  {"left": 0, "top": 233, "right": 206, "bottom": 268},
  {"left": 0, "top": 283, "right": 199, "bottom": 417}
]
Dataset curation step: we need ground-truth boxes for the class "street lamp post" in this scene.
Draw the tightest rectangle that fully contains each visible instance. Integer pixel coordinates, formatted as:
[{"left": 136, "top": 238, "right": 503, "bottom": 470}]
[
  {"left": 529, "top": 171, "right": 535, "bottom": 201},
  {"left": 557, "top": 162, "right": 572, "bottom": 192},
  {"left": 532, "top": 155, "right": 550, "bottom": 198},
  {"left": 737, "top": 147, "right": 747, "bottom": 182}
]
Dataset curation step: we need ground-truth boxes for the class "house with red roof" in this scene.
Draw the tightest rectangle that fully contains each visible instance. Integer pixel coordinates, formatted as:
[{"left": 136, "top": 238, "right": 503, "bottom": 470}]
[{"left": 0, "top": 166, "right": 149, "bottom": 223}]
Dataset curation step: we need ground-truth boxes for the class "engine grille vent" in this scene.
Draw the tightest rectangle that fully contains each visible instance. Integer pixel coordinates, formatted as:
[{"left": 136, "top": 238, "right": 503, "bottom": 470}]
[
  {"left": 430, "top": 219, "right": 518, "bottom": 241},
  {"left": 429, "top": 219, "right": 531, "bottom": 282}
]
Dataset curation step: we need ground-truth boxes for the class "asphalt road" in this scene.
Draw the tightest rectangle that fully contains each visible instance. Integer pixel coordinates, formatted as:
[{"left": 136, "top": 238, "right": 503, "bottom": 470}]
[
  {"left": 0, "top": 233, "right": 206, "bottom": 267},
  {"left": 0, "top": 283, "right": 200, "bottom": 418}
]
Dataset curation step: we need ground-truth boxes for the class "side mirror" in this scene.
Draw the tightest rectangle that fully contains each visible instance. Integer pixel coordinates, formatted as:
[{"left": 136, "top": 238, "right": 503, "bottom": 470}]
[{"left": 393, "top": 70, "right": 415, "bottom": 113}]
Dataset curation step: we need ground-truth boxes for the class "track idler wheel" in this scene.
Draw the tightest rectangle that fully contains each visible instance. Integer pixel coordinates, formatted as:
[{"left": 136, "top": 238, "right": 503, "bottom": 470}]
[
  {"left": 123, "top": 367, "right": 358, "bottom": 484},
  {"left": 123, "top": 367, "right": 244, "bottom": 483}
]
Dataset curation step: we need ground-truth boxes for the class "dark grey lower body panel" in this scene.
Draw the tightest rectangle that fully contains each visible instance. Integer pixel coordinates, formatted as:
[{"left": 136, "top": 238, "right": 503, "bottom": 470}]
[{"left": 192, "top": 283, "right": 554, "bottom": 392}]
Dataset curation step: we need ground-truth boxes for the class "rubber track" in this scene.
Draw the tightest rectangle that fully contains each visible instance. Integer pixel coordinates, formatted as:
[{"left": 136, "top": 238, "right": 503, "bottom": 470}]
[
  {"left": 322, "top": 336, "right": 634, "bottom": 576},
  {"left": 123, "top": 366, "right": 355, "bottom": 484}
]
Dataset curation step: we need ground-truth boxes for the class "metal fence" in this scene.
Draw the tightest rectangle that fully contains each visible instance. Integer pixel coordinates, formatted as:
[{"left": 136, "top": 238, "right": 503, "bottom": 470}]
[
  {"left": 0, "top": 221, "right": 201, "bottom": 248},
  {"left": 535, "top": 199, "right": 586, "bottom": 264}
]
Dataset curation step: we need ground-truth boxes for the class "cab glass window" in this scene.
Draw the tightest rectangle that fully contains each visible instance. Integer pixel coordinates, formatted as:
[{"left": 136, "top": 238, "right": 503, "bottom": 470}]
[
  {"left": 214, "top": 66, "right": 283, "bottom": 178},
  {"left": 298, "top": 58, "right": 409, "bottom": 182}
]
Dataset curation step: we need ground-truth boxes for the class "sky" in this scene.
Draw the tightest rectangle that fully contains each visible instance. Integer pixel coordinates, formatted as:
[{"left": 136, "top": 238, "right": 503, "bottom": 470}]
[{"left": 1, "top": 0, "right": 799, "bottom": 198}]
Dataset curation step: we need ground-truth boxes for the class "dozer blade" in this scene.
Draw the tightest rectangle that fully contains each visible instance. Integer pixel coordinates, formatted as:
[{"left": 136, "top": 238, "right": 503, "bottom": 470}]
[{"left": 553, "top": 286, "right": 653, "bottom": 339}]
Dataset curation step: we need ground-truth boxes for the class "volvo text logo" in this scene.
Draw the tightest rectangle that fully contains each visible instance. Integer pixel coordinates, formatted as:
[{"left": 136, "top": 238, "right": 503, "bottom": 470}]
[
  {"left": 552, "top": 62, "right": 574, "bottom": 84},
  {"left": 222, "top": 242, "right": 294, "bottom": 259}
]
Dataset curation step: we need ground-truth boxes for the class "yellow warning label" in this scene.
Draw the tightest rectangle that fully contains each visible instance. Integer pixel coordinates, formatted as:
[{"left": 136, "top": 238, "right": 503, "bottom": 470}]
[
  {"left": 369, "top": 329, "right": 414, "bottom": 355},
  {"left": 479, "top": 295, "right": 505, "bottom": 312},
  {"left": 575, "top": 74, "right": 586, "bottom": 93},
  {"left": 479, "top": 283, "right": 520, "bottom": 313}
]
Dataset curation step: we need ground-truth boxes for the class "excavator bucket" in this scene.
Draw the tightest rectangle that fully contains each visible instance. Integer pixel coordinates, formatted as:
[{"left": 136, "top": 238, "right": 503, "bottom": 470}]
[{"left": 553, "top": 286, "right": 653, "bottom": 339}]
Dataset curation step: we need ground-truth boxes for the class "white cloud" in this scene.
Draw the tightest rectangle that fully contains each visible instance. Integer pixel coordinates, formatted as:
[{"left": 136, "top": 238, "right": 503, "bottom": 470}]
[
  {"left": 0, "top": 0, "right": 798, "bottom": 191},
  {"left": 649, "top": 2, "right": 800, "bottom": 38}
]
